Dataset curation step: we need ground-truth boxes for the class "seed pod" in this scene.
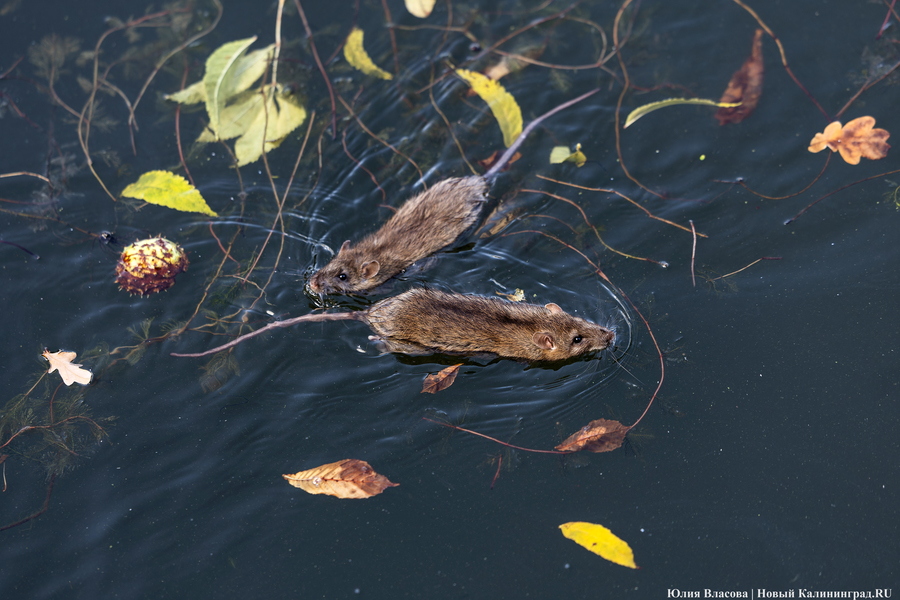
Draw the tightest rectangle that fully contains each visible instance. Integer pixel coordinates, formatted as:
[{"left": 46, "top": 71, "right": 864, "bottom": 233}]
[{"left": 115, "top": 237, "right": 189, "bottom": 296}]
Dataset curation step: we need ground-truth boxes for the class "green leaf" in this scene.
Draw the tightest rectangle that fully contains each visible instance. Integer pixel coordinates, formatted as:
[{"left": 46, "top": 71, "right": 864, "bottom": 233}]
[
  {"left": 559, "top": 522, "right": 639, "bottom": 569},
  {"left": 203, "top": 37, "right": 258, "bottom": 139},
  {"left": 549, "top": 143, "right": 586, "bottom": 167},
  {"left": 165, "top": 81, "right": 206, "bottom": 104},
  {"left": 166, "top": 43, "right": 275, "bottom": 106},
  {"left": 121, "top": 171, "right": 218, "bottom": 216},
  {"left": 624, "top": 98, "right": 741, "bottom": 128}
]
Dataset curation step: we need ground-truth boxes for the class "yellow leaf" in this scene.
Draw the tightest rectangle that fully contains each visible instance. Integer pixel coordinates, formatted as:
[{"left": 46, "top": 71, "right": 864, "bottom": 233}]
[
  {"left": 455, "top": 68, "right": 522, "bottom": 148},
  {"left": 232, "top": 86, "right": 307, "bottom": 167},
  {"left": 559, "top": 522, "right": 639, "bottom": 569},
  {"left": 203, "top": 37, "right": 258, "bottom": 139},
  {"left": 549, "top": 143, "right": 586, "bottom": 167},
  {"left": 495, "top": 288, "right": 525, "bottom": 302},
  {"left": 42, "top": 350, "right": 92, "bottom": 386},
  {"left": 283, "top": 459, "right": 398, "bottom": 499},
  {"left": 405, "top": 0, "right": 435, "bottom": 18},
  {"left": 344, "top": 28, "right": 392, "bottom": 81},
  {"left": 121, "top": 171, "right": 218, "bottom": 216},
  {"left": 624, "top": 98, "right": 741, "bottom": 128}
]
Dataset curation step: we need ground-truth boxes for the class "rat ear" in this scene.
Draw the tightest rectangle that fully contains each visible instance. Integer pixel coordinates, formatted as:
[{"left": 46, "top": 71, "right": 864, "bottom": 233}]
[
  {"left": 338, "top": 240, "right": 352, "bottom": 255},
  {"left": 532, "top": 331, "right": 556, "bottom": 350},
  {"left": 360, "top": 260, "right": 380, "bottom": 280},
  {"left": 544, "top": 303, "right": 563, "bottom": 315}
]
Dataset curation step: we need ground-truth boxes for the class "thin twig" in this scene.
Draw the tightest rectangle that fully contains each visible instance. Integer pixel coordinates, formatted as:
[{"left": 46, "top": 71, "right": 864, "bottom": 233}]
[
  {"left": 689, "top": 220, "right": 697, "bottom": 287},
  {"left": 707, "top": 256, "right": 781, "bottom": 281},
  {"left": 421, "top": 418, "right": 567, "bottom": 454},
  {"left": 293, "top": 0, "right": 337, "bottom": 138}
]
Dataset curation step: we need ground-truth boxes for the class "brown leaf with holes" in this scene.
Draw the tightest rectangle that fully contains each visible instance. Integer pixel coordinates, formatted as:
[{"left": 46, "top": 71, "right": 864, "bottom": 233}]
[
  {"left": 422, "top": 363, "right": 463, "bottom": 394},
  {"left": 808, "top": 117, "right": 890, "bottom": 165},
  {"left": 555, "top": 418, "right": 629, "bottom": 453},
  {"left": 715, "top": 28, "right": 764, "bottom": 125},
  {"left": 283, "top": 459, "right": 398, "bottom": 499}
]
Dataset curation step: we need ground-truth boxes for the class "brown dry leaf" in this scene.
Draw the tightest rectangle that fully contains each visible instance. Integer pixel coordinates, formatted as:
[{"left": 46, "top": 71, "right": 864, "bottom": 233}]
[
  {"left": 808, "top": 117, "right": 890, "bottom": 165},
  {"left": 422, "top": 363, "right": 463, "bottom": 394},
  {"left": 555, "top": 418, "right": 629, "bottom": 453},
  {"left": 283, "top": 459, "right": 398, "bottom": 499},
  {"left": 42, "top": 350, "right": 92, "bottom": 386},
  {"left": 715, "top": 28, "right": 764, "bottom": 125},
  {"left": 476, "top": 150, "right": 521, "bottom": 172}
]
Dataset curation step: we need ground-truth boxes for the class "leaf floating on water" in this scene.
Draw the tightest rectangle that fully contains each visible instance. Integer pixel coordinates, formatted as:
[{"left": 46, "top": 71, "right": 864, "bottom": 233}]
[
  {"left": 808, "top": 117, "right": 890, "bottom": 165},
  {"left": 715, "top": 29, "right": 764, "bottom": 125},
  {"left": 231, "top": 86, "right": 307, "bottom": 166},
  {"left": 549, "top": 143, "right": 586, "bottom": 167},
  {"left": 405, "top": 0, "right": 435, "bottom": 18},
  {"left": 202, "top": 37, "right": 259, "bottom": 139},
  {"left": 344, "top": 28, "right": 393, "bottom": 81},
  {"left": 422, "top": 364, "right": 463, "bottom": 394},
  {"left": 283, "top": 459, "right": 398, "bottom": 499},
  {"left": 121, "top": 171, "right": 218, "bottom": 216},
  {"left": 555, "top": 418, "right": 629, "bottom": 453},
  {"left": 624, "top": 98, "right": 740, "bottom": 129},
  {"left": 165, "top": 43, "right": 276, "bottom": 106},
  {"left": 559, "top": 522, "right": 639, "bottom": 569},
  {"left": 495, "top": 288, "right": 525, "bottom": 302},
  {"left": 456, "top": 68, "right": 523, "bottom": 148},
  {"left": 42, "top": 350, "right": 92, "bottom": 386},
  {"left": 476, "top": 149, "right": 521, "bottom": 173}
]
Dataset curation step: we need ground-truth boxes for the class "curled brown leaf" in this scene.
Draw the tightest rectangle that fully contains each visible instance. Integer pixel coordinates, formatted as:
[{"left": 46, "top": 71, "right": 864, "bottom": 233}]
[
  {"left": 421, "top": 364, "right": 463, "bottom": 394},
  {"left": 715, "top": 28, "right": 764, "bottom": 125},
  {"left": 555, "top": 418, "right": 629, "bottom": 453}
]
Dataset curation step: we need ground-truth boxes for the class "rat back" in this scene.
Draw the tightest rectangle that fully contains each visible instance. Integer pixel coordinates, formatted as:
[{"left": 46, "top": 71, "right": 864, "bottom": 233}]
[{"left": 364, "top": 288, "right": 614, "bottom": 361}]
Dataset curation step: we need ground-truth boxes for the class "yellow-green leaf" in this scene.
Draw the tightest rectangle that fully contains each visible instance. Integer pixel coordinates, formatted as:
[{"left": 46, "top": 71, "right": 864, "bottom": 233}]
[
  {"left": 550, "top": 143, "right": 586, "bottom": 167},
  {"left": 559, "top": 522, "right": 639, "bottom": 569},
  {"left": 165, "top": 80, "right": 205, "bottom": 104},
  {"left": 203, "top": 37, "right": 258, "bottom": 139},
  {"left": 233, "top": 86, "right": 307, "bottom": 166},
  {"left": 624, "top": 98, "right": 741, "bottom": 128},
  {"left": 405, "top": 0, "right": 435, "bottom": 18},
  {"left": 456, "top": 68, "right": 522, "bottom": 148},
  {"left": 344, "top": 28, "right": 392, "bottom": 81},
  {"left": 121, "top": 170, "right": 218, "bottom": 217},
  {"left": 166, "top": 43, "right": 275, "bottom": 106}
]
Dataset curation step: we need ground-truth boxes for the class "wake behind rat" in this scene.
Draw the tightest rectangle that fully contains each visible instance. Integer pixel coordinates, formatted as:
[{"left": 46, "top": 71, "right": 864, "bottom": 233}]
[
  {"left": 172, "top": 288, "right": 615, "bottom": 363},
  {"left": 307, "top": 88, "right": 601, "bottom": 296}
]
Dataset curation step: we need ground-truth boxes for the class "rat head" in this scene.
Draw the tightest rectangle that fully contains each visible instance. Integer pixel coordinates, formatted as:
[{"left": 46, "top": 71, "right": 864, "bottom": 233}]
[
  {"left": 529, "top": 303, "right": 615, "bottom": 361},
  {"left": 308, "top": 241, "right": 382, "bottom": 295}
]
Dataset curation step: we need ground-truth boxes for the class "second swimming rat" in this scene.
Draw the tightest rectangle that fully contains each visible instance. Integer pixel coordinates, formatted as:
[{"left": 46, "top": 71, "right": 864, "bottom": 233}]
[
  {"left": 172, "top": 288, "right": 615, "bottom": 363},
  {"left": 307, "top": 88, "right": 600, "bottom": 296}
]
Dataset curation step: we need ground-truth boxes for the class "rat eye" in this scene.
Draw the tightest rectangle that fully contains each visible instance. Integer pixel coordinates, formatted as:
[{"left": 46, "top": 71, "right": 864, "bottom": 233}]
[
  {"left": 572, "top": 335, "right": 583, "bottom": 344},
  {"left": 338, "top": 273, "right": 347, "bottom": 281}
]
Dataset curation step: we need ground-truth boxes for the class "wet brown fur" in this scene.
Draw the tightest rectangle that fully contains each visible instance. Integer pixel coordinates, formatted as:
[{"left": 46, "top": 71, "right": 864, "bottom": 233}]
[
  {"left": 363, "top": 289, "right": 615, "bottom": 361},
  {"left": 308, "top": 177, "right": 487, "bottom": 295}
]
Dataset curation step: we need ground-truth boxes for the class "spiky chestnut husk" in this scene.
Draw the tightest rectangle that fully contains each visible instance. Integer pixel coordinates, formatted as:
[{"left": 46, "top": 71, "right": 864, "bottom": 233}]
[{"left": 115, "top": 237, "right": 189, "bottom": 296}]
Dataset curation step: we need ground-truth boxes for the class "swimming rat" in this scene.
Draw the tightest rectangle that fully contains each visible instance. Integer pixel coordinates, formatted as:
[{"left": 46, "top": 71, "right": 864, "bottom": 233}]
[
  {"left": 307, "top": 87, "right": 600, "bottom": 295},
  {"left": 171, "top": 288, "right": 615, "bottom": 362}
]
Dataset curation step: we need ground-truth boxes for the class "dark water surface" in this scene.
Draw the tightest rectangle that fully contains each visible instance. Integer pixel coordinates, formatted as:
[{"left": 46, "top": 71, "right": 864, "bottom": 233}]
[{"left": 1, "top": 0, "right": 897, "bottom": 598}]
